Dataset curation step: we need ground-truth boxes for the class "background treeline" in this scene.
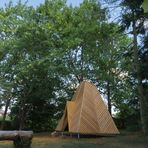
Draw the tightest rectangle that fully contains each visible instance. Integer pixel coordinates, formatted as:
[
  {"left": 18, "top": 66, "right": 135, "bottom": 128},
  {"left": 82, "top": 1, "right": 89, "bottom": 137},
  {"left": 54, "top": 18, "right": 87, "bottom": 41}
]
[{"left": 0, "top": 0, "right": 147, "bottom": 134}]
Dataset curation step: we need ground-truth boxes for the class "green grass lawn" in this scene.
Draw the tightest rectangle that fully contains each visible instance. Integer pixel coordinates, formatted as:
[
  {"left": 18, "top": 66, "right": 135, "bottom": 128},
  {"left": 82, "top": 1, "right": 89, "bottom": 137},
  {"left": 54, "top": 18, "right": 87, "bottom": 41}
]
[{"left": 0, "top": 132, "right": 148, "bottom": 148}]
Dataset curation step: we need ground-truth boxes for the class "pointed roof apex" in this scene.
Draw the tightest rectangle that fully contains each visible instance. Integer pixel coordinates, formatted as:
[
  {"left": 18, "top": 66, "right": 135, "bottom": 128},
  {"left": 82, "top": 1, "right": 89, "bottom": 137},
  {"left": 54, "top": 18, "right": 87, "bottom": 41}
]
[{"left": 79, "top": 80, "right": 96, "bottom": 87}]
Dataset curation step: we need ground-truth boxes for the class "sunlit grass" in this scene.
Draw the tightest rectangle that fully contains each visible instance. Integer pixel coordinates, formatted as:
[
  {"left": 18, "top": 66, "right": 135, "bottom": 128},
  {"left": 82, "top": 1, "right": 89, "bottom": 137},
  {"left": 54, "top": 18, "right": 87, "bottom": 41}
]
[
  {"left": 0, "top": 141, "right": 13, "bottom": 148},
  {"left": 0, "top": 132, "right": 148, "bottom": 148}
]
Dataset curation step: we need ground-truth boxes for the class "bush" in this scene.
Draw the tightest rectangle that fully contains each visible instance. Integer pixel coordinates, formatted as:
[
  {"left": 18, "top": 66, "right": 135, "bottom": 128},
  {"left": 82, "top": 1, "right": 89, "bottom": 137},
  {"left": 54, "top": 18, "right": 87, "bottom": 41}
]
[{"left": 0, "top": 120, "right": 12, "bottom": 130}]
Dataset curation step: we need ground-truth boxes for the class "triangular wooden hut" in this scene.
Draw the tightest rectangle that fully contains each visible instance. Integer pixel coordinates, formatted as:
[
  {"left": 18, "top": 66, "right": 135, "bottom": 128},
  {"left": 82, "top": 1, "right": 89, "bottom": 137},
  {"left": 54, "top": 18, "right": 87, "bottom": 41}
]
[{"left": 55, "top": 81, "right": 119, "bottom": 135}]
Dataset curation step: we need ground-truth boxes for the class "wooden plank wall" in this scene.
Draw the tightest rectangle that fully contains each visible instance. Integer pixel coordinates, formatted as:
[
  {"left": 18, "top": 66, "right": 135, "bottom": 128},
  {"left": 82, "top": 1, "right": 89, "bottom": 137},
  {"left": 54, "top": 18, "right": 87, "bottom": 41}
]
[{"left": 55, "top": 81, "right": 119, "bottom": 134}]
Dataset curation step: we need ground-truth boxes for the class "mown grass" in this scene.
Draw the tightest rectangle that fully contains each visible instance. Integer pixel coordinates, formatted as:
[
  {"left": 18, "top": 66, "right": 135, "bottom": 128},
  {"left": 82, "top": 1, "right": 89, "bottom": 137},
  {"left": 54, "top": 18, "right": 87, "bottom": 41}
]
[{"left": 0, "top": 132, "right": 148, "bottom": 148}]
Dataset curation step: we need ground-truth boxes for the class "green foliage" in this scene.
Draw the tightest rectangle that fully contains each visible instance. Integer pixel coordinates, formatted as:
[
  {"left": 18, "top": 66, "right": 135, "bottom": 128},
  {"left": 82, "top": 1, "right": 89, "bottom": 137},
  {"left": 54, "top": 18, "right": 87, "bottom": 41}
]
[
  {"left": 109, "top": 0, "right": 148, "bottom": 133},
  {"left": 142, "top": 0, "right": 148, "bottom": 12},
  {"left": 0, "top": 0, "right": 140, "bottom": 132}
]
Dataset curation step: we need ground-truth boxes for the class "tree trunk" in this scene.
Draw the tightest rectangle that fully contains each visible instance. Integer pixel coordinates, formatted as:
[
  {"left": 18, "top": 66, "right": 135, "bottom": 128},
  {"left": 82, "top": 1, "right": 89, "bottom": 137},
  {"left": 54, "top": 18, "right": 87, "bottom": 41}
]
[
  {"left": 132, "top": 15, "right": 148, "bottom": 134},
  {"left": 80, "top": 46, "right": 84, "bottom": 82},
  {"left": 19, "top": 96, "right": 26, "bottom": 130},
  {"left": 1, "top": 98, "right": 11, "bottom": 130},
  {"left": 107, "top": 81, "right": 112, "bottom": 115},
  {"left": 19, "top": 104, "right": 25, "bottom": 130}
]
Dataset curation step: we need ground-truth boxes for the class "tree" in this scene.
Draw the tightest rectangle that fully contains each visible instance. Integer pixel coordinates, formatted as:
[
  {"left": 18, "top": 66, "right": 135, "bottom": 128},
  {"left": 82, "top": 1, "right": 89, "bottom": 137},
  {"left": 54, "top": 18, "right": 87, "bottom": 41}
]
[
  {"left": 0, "top": 1, "right": 66, "bottom": 131},
  {"left": 121, "top": 0, "right": 148, "bottom": 134},
  {"left": 0, "top": 1, "right": 25, "bottom": 129},
  {"left": 0, "top": 0, "right": 134, "bottom": 132},
  {"left": 0, "top": 77, "right": 13, "bottom": 129},
  {"left": 105, "top": 0, "right": 148, "bottom": 133}
]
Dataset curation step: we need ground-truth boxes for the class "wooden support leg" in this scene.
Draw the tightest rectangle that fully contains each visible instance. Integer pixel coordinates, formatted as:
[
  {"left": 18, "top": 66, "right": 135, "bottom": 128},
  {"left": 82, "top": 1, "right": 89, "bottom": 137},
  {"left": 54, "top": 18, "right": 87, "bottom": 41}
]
[{"left": 78, "top": 133, "right": 80, "bottom": 139}]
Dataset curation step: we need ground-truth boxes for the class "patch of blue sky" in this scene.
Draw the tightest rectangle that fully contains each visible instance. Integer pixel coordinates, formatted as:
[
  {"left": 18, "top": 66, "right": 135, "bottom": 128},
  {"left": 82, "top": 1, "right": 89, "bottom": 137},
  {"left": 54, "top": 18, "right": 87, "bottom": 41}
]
[{"left": 0, "top": 0, "right": 83, "bottom": 8}]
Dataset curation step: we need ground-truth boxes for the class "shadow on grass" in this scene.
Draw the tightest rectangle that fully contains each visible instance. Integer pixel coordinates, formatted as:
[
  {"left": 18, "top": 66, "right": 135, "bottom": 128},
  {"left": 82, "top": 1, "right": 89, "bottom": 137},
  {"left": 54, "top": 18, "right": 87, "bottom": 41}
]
[{"left": 0, "top": 132, "right": 148, "bottom": 148}]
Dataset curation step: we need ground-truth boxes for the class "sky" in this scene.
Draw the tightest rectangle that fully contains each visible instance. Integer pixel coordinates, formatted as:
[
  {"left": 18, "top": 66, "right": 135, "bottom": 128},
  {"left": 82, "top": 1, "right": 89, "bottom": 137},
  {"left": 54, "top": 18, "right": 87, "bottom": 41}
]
[{"left": 0, "top": 0, "right": 84, "bottom": 7}]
